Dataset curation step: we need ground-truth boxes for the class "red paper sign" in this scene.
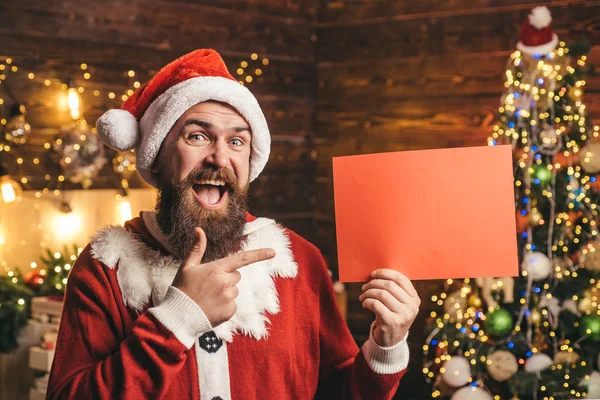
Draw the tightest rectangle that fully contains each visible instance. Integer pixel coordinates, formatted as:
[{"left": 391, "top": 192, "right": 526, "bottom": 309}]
[{"left": 333, "top": 145, "right": 519, "bottom": 282}]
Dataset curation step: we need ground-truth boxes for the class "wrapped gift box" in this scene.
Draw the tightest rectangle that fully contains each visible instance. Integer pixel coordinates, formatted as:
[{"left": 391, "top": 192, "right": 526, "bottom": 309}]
[
  {"left": 31, "top": 297, "right": 63, "bottom": 325},
  {"left": 28, "top": 346, "right": 55, "bottom": 372}
]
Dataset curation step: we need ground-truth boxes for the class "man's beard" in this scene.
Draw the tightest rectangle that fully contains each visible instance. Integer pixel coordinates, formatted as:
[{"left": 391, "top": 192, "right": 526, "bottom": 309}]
[{"left": 155, "top": 166, "right": 248, "bottom": 262}]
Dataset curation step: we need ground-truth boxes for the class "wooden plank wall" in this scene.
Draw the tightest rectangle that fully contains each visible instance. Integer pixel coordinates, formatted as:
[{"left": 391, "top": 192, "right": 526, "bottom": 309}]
[
  {"left": 0, "top": 0, "right": 318, "bottom": 242},
  {"left": 4, "top": 0, "right": 600, "bottom": 397},
  {"left": 315, "top": 0, "right": 600, "bottom": 398}
]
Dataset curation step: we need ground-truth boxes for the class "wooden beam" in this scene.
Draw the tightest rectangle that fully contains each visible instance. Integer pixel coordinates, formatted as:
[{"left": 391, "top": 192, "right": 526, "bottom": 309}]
[
  {"left": 317, "top": 0, "right": 596, "bottom": 27},
  {"left": 316, "top": 2, "right": 600, "bottom": 63}
]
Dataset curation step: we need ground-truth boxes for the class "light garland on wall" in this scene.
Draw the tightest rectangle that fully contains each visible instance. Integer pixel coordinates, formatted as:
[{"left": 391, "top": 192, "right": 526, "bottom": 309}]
[{"left": 0, "top": 51, "right": 268, "bottom": 276}]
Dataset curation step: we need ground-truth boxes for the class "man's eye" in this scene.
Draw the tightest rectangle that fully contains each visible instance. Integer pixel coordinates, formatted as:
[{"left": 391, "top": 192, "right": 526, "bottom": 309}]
[
  {"left": 230, "top": 138, "right": 243, "bottom": 146},
  {"left": 189, "top": 134, "right": 208, "bottom": 142}
]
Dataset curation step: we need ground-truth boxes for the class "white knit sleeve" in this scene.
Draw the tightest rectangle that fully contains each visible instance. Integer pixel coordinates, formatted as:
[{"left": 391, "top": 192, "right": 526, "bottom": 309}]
[
  {"left": 361, "top": 327, "right": 410, "bottom": 374},
  {"left": 148, "top": 286, "right": 212, "bottom": 348}
]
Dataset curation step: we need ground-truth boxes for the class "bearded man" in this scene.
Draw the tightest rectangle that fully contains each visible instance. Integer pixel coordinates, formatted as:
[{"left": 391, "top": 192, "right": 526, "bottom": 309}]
[{"left": 47, "top": 49, "right": 420, "bottom": 400}]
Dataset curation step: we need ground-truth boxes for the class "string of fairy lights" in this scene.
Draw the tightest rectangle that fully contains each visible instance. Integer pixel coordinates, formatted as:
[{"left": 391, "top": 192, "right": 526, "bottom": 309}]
[
  {"left": 424, "top": 41, "right": 600, "bottom": 400},
  {"left": 0, "top": 52, "right": 270, "bottom": 297}
]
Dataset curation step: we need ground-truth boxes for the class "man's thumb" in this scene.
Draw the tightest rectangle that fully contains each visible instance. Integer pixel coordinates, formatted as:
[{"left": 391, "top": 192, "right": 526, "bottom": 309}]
[{"left": 188, "top": 227, "right": 207, "bottom": 264}]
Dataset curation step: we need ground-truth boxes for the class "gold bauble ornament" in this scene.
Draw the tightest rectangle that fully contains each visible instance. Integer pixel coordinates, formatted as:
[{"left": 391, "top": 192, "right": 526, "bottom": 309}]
[
  {"left": 554, "top": 350, "right": 579, "bottom": 364},
  {"left": 579, "top": 239, "right": 600, "bottom": 272},
  {"left": 578, "top": 297, "right": 594, "bottom": 315},
  {"left": 528, "top": 209, "right": 543, "bottom": 225},
  {"left": 568, "top": 86, "right": 584, "bottom": 102},
  {"left": 578, "top": 289, "right": 598, "bottom": 315},
  {"left": 468, "top": 293, "right": 483, "bottom": 308},
  {"left": 443, "top": 290, "right": 468, "bottom": 321},
  {"left": 529, "top": 309, "right": 542, "bottom": 325}
]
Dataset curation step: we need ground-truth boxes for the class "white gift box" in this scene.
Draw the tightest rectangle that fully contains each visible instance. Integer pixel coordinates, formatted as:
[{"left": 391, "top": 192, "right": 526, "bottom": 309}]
[
  {"left": 28, "top": 346, "right": 55, "bottom": 372},
  {"left": 31, "top": 297, "right": 63, "bottom": 324}
]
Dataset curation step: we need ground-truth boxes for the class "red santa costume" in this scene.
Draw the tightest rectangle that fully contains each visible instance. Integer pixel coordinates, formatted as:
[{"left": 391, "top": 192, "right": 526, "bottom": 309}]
[{"left": 47, "top": 49, "right": 409, "bottom": 399}]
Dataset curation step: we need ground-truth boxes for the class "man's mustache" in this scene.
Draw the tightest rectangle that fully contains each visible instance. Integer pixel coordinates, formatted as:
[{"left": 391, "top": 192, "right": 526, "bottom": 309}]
[{"left": 180, "top": 167, "right": 239, "bottom": 190}]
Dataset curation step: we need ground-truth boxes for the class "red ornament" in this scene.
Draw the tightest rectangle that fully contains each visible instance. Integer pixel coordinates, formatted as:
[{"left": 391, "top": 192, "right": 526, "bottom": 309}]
[
  {"left": 516, "top": 211, "right": 529, "bottom": 234},
  {"left": 41, "top": 341, "right": 56, "bottom": 350},
  {"left": 554, "top": 152, "right": 580, "bottom": 169},
  {"left": 568, "top": 211, "right": 583, "bottom": 224},
  {"left": 24, "top": 271, "right": 44, "bottom": 288}
]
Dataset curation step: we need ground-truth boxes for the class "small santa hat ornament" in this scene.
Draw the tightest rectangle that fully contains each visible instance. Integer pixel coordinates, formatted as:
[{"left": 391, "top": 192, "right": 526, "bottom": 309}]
[
  {"left": 96, "top": 49, "right": 270, "bottom": 187},
  {"left": 517, "top": 6, "right": 559, "bottom": 56}
]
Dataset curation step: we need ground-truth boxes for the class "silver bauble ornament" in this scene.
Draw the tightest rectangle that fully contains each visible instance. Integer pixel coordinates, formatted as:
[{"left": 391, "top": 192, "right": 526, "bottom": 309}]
[
  {"left": 441, "top": 356, "right": 471, "bottom": 387},
  {"left": 521, "top": 252, "right": 552, "bottom": 281},
  {"left": 487, "top": 350, "right": 518, "bottom": 382},
  {"left": 451, "top": 386, "right": 492, "bottom": 400},
  {"left": 4, "top": 104, "right": 31, "bottom": 145},
  {"left": 53, "top": 120, "right": 107, "bottom": 189},
  {"left": 580, "top": 142, "right": 600, "bottom": 174}
]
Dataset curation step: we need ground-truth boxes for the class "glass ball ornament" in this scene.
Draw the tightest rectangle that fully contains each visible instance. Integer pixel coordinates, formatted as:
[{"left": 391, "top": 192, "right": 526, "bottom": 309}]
[
  {"left": 538, "top": 126, "right": 561, "bottom": 155},
  {"left": 467, "top": 293, "right": 482, "bottom": 308},
  {"left": 521, "top": 251, "right": 552, "bottom": 281},
  {"left": 487, "top": 350, "right": 518, "bottom": 382},
  {"left": 579, "top": 315, "right": 600, "bottom": 341},
  {"left": 533, "top": 165, "right": 552, "bottom": 185},
  {"left": 484, "top": 307, "right": 514, "bottom": 338},
  {"left": 579, "top": 239, "right": 600, "bottom": 272},
  {"left": 450, "top": 386, "right": 492, "bottom": 400},
  {"left": 578, "top": 290, "right": 595, "bottom": 314},
  {"left": 581, "top": 371, "right": 600, "bottom": 399},
  {"left": 529, "top": 309, "right": 542, "bottom": 325},
  {"left": 24, "top": 270, "right": 44, "bottom": 289},
  {"left": 53, "top": 120, "right": 108, "bottom": 189},
  {"left": 528, "top": 209, "right": 543, "bottom": 226},
  {"left": 443, "top": 290, "right": 468, "bottom": 321},
  {"left": 578, "top": 239, "right": 600, "bottom": 272},
  {"left": 580, "top": 142, "right": 600, "bottom": 174},
  {"left": 4, "top": 104, "right": 31, "bottom": 145},
  {"left": 441, "top": 356, "right": 471, "bottom": 387},
  {"left": 516, "top": 210, "right": 529, "bottom": 233},
  {"left": 524, "top": 353, "right": 553, "bottom": 372},
  {"left": 554, "top": 350, "right": 579, "bottom": 364}
]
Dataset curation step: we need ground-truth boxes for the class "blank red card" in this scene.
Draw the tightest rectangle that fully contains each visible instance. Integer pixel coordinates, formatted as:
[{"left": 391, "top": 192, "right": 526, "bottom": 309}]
[{"left": 333, "top": 145, "right": 518, "bottom": 282}]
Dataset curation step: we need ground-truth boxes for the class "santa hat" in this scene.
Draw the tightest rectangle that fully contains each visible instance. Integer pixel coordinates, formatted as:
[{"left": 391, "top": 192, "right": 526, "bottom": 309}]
[
  {"left": 96, "top": 49, "right": 270, "bottom": 187},
  {"left": 517, "top": 6, "right": 559, "bottom": 56}
]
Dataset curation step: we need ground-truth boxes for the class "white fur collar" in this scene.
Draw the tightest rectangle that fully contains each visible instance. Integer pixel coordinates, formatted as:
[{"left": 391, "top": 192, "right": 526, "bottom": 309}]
[{"left": 90, "top": 214, "right": 298, "bottom": 342}]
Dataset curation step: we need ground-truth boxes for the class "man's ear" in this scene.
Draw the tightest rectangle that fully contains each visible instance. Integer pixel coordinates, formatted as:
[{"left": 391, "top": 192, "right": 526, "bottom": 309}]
[{"left": 151, "top": 159, "right": 159, "bottom": 175}]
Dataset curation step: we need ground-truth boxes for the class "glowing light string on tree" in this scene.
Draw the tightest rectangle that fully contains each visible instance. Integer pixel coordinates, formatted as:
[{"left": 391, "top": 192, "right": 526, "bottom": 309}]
[{"left": 422, "top": 36, "right": 599, "bottom": 399}]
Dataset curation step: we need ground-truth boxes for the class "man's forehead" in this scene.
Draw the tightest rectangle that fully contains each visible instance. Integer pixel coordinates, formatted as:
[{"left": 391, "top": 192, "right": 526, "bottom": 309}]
[
  {"left": 183, "top": 118, "right": 251, "bottom": 134},
  {"left": 183, "top": 101, "right": 247, "bottom": 120}
]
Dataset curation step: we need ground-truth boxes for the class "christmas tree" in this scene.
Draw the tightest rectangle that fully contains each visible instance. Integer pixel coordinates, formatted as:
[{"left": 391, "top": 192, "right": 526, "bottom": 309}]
[
  {"left": 423, "top": 7, "right": 600, "bottom": 400},
  {"left": 0, "top": 244, "right": 80, "bottom": 353}
]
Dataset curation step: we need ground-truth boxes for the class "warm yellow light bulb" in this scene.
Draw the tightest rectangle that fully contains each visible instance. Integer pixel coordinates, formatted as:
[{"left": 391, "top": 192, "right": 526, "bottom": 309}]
[
  {"left": 0, "top": 175, "right": 22, "bottom": 203},
  {"left": 120, "top": 198, "right": 132, "bottom": 225},
  {"left": 68, "top": 87, "right": 81, "bottom": 120},
  {"left": 1, "top": 182, "right": 16, "bottom": 203}
]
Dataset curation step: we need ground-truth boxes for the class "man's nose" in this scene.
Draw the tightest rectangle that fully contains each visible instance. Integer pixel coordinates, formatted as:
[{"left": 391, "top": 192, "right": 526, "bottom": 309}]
[{"left": 203, "top": 141, "right": 229, "bottom": 169}]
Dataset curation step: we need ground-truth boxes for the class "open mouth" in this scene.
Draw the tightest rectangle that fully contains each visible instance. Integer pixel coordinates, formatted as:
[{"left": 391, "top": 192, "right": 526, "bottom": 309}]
[{"left": 192, "top": 179, "right": 229, "bottom": 209}]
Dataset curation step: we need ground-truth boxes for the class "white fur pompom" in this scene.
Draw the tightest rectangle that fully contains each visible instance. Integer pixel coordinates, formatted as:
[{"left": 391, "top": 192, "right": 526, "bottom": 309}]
[
  {"left": 96, "top": 109, "right": 139, "bottom": 151},
  {"left": 529, "top": 6, "right": 552, "bottom": 30}
]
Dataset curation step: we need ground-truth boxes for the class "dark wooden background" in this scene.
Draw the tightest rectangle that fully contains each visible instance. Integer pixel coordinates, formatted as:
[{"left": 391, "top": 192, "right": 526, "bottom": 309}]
[{"left": 1, "top": 0, "right": 600, "bottom": 398}]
